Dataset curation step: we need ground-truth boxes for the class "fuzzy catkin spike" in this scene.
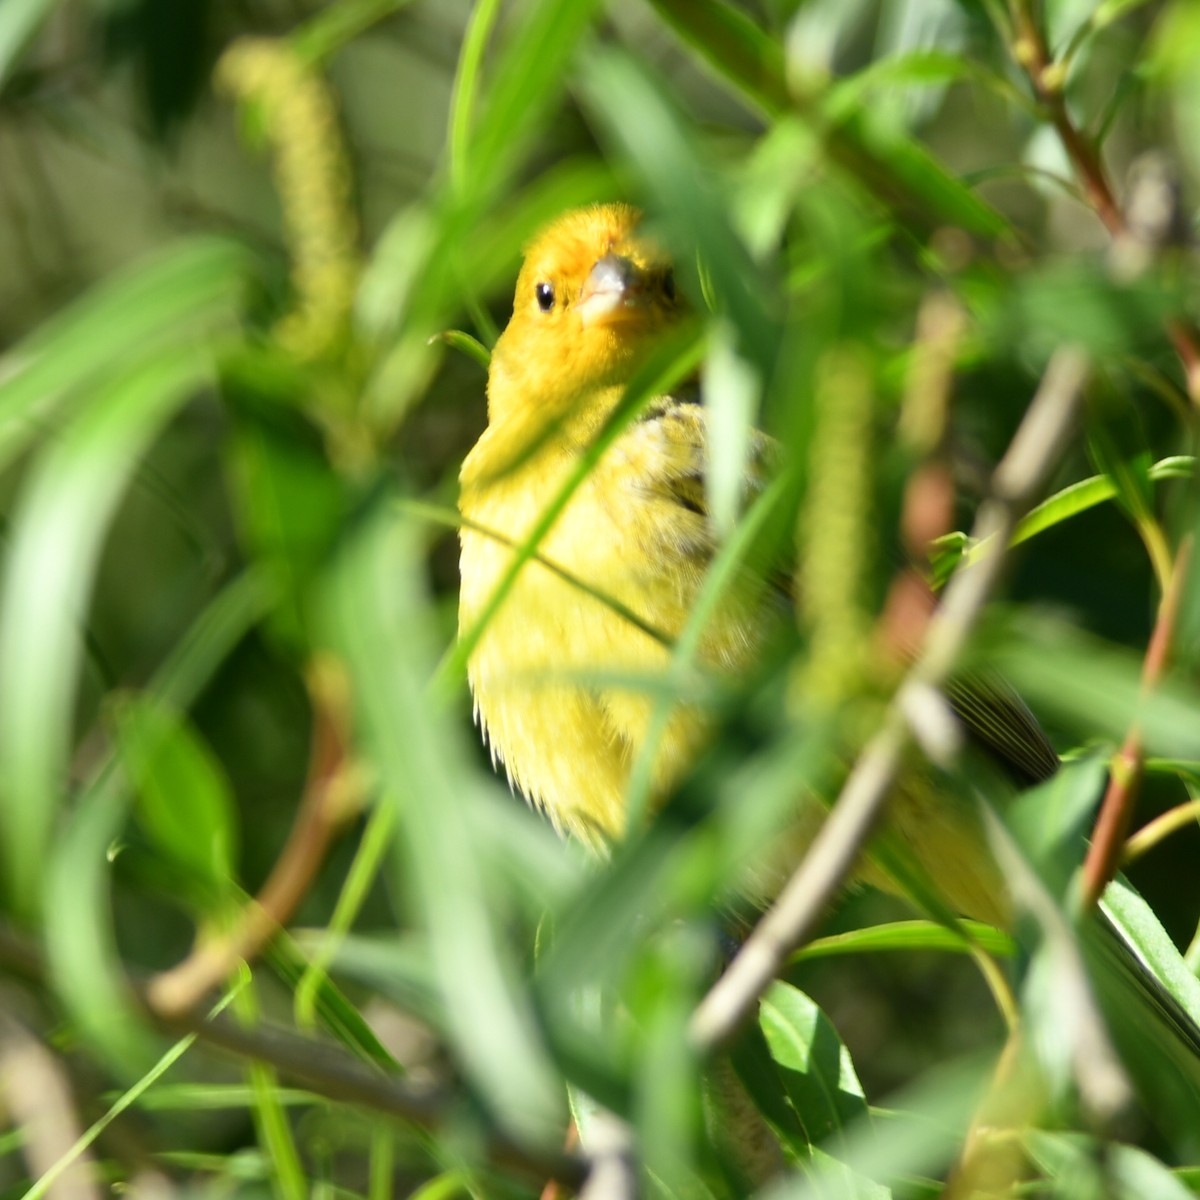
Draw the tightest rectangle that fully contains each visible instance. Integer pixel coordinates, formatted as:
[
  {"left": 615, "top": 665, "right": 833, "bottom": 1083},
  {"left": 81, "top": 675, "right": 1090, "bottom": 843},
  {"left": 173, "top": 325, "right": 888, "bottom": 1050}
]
[
  {"left": 797, "top": 345, "right": 874, "bottom": 707},
  {"left": 216, "top": 38, "right": 360, "bottom": 361}
]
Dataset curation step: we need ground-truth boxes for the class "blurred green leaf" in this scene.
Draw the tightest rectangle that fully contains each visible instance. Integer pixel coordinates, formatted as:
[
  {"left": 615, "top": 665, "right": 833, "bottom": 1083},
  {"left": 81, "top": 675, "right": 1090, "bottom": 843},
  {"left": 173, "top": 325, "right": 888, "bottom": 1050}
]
[
  {"left": 226, "top": 412, "right": 346, "bottom": 647},
  {"left": 645, "top": 0, "right": 789, "bottom": 116},
  {"left": 1025, "top": 1130, "right": 1196, "bottom": 1200},
  {"left": 1005, "top": 755, "right": 1107, "bottom": 893},
  {"left": 0, "top": 346, "right": 217, "bottom": 914},
  {"left": 703, "top": 319, "right": 762, "bottom": 539},
  {"left": 0, "top": 0, "right": 62, "bottom": 88},
  {"left": 324, "top": 509, "right": 565, "bottom": 1145},
  {"left": 0, "top": 239, "right": 249, "bottom": 476},
  {"left": 113, "top": 695, "right": 237, "bottom": 902},
  {"left": 827, "top": 49, "right": 1034, "bottom": 118},
  {"left": 43, "top": 766, "right": 152, "bottom": 1072},
  {"left": 464, "top": 0, "right": 601, "bottom": 201},
  {"left": 291, "top": 0, "right": 412, "bottom": 65},
  {"left": 578, "top": 48, "right": 778, "bottom": 369},
  {"left": 43, "top": 568, "right": 273, "bottom": 1074},
  {"left": 989, "top": 262, "right": 1182, "bottom": 359}
]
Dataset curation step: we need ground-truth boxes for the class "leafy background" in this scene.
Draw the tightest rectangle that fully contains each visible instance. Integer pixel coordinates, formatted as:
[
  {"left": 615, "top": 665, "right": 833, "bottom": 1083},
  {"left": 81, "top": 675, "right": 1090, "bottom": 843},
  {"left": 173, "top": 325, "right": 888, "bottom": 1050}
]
[{"left": 3, "top": 0, "right": 1200, "bottom": 1197}]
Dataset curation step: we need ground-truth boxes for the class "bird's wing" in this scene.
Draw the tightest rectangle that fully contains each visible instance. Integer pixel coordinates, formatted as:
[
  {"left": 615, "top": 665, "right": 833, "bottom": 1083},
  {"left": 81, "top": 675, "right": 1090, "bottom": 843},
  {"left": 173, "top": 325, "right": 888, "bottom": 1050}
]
[
  {"left": 630, "top": 390, "right": 1060, "bottom": 787},
  {"left": 945, "top": 671, "right": 1060, "bottom": 785}
]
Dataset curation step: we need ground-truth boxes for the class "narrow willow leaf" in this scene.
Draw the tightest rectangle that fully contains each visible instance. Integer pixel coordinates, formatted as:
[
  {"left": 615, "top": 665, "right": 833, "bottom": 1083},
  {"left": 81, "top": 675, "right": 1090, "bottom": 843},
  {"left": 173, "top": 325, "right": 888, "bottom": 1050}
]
[
  {"left": 1025, "top": 1130, "right": 1196, "bottom": 1200},
  {"left": 0, "top": 347, "right": 215, "bottom": 913},
  {"left": 644, "top": 0, "right": 789, "bottom": 116},
  {"left": 429, "top": 329, "right": 491, "bottom": 369},
  {"left": 41, "top": 571, "right": 272, "bottom": 1075},
  {"left": 703, "top": 319, "right": 761, "bottom": 539},
  {"left": 577, "top": 47, "right": 777, "bottom": 371},
  {"left": 466, "top": 0, "right": 601, "bottom": 200},
  {"left": 0, "top": 239, "right": 248, "bottom": 475},
  {"left": 324, "top": 510, "right": 564, "bottom": 1144},
  {"left": 114, "top": 697, "right": 238, "bottom": 902},
  {"left": 791, "top": 919, "right": 1015, "bottom": 962}
]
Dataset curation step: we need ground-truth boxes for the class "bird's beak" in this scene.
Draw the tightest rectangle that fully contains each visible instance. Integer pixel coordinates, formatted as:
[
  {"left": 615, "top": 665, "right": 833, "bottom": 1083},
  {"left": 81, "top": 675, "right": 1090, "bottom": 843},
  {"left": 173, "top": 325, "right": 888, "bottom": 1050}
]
[{"left": 576, "top": 253, "right": 649, "bottom": 330}]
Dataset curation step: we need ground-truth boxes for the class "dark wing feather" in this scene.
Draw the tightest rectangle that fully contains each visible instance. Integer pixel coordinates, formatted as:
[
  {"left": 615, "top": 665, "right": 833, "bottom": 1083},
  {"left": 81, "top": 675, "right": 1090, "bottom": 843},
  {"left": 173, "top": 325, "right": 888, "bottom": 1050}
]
[{"left": 945, "top": 671, "right": 1060, "bottom": 786}]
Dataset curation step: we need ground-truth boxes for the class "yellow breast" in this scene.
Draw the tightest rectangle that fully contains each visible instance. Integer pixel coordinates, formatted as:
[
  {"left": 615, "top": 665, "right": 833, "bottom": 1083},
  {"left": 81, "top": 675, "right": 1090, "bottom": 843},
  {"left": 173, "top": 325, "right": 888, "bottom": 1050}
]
[{"left": 458, "top": 408, "right": 761, "bottom": 846}]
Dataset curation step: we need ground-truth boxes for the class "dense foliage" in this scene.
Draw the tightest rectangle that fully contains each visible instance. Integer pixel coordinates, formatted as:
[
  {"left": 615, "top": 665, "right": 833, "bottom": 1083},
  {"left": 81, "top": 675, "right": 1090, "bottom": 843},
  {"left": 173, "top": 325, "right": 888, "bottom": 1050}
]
[{"left": 3, "top": 1, "right": 1200, "bottom": 1196}]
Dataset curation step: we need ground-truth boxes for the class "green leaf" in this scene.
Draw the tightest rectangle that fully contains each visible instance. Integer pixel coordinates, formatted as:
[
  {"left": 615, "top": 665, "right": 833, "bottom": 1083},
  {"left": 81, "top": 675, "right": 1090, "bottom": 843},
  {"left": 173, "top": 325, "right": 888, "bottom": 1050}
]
[
  {"left": 290, "top": 0, "right": 412, "bottom": 66},
  {"left": 40, "top": 569, "right": 272, "bottom": 1076},
  {"left": 1025, "top": 1130, "right": 1196, "bottom": 1200},
  {"left": 269, "top": 925, "right": 401, "bottom": 1071},
  {"left": 0, "top": 346, "right": 217, "bottom": 914},
  {"left": 577, "top": 47, "right": 778, "bottom": 370},
  {"left": 703, "top": 320, "right": 762, "bottom": 539},
  {"left": 323, "top": 508, "right": 565, "bottom": 1145},
  {"left": 994, "top": 262, "right": 1182, "bottom": 359},
  {"left": 643, "top": 0, "right": 789, "bottom": 117},
  {"left": 791, "top": 919, "right": 1015, "bottom": 962},
  {"left": 112, "top": 696, "right": 238, "bottom": 902},
  {"left": 1087, "top": 420, "right": 1154, "bottom": 526},
  {"left": 1005, "top": 755, "right": 1107, "bottom": 894},
  {"left": 465, "top": 0, "right": 601, "bottom": 201},
  {"left": 827, "top": 49, "right": 1034, "bottom": 118},
  {"left": 1100, "top": 877, "right": 1200, "bottom": 1035},
  {"left": 225, "top": 412, "right": 346, "bottom": 646},
  {"left": 0, "top": 238, "right": 249, "bottom": 476},
  {"left": 429, "top": 329, "right": 491, "bottom": 369},
  {"left": 0, "top": 0, "right": 62, "bottom": 87},
  {"left": 759, "top": 981, "right": 869, "bottom": 1143}
]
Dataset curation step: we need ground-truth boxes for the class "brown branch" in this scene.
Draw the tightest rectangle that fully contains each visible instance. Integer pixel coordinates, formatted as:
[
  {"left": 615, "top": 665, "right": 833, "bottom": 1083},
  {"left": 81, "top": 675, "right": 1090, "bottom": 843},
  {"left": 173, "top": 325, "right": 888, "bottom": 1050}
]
[
  {"left": 1081, "top": 536, "right": 1193, "bottom": 908},
  {"left": 0, "top": 1010, "right": 101, "bottom": 1200},
  {"left": 1010, "top": 2, "right": 1120, "bottom": 235},
  {"left": 688, "top": 347, "right": 1090, "bottom": 1053},
  {"left": 146, "top": 657, "right": 361, "bottom": 1018},
  {"left": 1007, "top": 0, "right": 1200, "bottom": 401}
]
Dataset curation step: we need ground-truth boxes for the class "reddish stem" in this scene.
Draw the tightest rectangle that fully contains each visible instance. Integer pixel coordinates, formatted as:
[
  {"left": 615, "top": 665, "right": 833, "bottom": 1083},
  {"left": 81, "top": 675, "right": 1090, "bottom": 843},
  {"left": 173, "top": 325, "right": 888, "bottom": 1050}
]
[{"left": 1081, "top": 537, "right": 1192, "bottom": 908}]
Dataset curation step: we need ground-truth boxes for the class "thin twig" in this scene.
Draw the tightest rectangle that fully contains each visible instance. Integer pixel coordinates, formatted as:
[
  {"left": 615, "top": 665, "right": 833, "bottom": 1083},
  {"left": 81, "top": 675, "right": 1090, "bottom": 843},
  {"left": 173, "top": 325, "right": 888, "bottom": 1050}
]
[
  {"left": 146, "top": 657, "right": 361, "bottom": 1017},
  {"left": 1006, "top": 0, "right": 1200, "bottom": 401},
  {"left": 688, "top": 347, "right": 1090, "bottom": 1053},
  {"left": 1081, "top": 536, "right": 1193, "bottom": 908},
  {"left": 0, "top": 924, "right": 588, "bottom": 1191},
  {"left": 0, "top": 1011, "right": 101, "bottom": 1200},
  {"left": 1123, "top": 797, "right": 1200, "bottom": 865}
]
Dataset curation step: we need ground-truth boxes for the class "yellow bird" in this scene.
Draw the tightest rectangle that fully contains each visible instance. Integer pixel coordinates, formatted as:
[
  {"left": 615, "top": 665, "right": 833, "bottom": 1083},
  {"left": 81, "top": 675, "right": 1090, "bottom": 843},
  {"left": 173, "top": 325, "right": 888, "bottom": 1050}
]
[
  {"left": 458, "top": 203, "right": 1055, "bottom": 912},
  {"left": 458, "top": 204, "right": 1200, "bottom": 1153},
  {"left": 459, "top": 204, "right": 768, "bottom": 843}
]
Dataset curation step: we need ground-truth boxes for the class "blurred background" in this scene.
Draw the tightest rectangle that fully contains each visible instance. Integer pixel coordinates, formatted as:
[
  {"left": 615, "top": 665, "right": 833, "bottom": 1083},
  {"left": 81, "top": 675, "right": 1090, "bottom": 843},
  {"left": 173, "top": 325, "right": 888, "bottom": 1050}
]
[{"left": 3, "top": 0, "right": 1200, "bottom": 1196}]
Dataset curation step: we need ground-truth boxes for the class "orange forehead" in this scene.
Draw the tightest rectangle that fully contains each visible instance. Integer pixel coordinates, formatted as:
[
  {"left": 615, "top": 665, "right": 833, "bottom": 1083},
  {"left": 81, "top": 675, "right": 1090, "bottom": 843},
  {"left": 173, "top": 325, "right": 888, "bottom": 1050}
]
[{"left": 517, "top": 203, "right": 659, "bottom": 291}]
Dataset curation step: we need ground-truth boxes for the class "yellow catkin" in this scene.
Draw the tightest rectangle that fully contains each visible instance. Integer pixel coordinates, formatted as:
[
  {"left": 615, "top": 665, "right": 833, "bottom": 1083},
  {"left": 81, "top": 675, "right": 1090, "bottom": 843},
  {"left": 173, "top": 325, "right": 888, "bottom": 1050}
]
[
  {"left": 216, "top": 38, "right": 360, "bottom": 360},
  {"left": 796, "top": 345, "right": 874, "bottom": 707}
]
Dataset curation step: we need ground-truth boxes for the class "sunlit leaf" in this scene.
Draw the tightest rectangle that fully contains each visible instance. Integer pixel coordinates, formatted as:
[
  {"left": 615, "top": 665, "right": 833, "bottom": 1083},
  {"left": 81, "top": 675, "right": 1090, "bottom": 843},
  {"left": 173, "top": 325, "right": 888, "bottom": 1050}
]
[{"left": 0, "top": 346, "right": 216, "bottom": 914}]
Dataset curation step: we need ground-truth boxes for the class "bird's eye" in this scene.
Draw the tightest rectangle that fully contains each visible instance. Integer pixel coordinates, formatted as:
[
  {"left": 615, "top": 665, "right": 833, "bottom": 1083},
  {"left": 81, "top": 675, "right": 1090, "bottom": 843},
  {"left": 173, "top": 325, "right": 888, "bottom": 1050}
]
[
  {"left": 662, "top": 269, "right": 676, "bottom": 302},
  {"left": 535, "top": 282, "right": 555, "bottom": 312}
]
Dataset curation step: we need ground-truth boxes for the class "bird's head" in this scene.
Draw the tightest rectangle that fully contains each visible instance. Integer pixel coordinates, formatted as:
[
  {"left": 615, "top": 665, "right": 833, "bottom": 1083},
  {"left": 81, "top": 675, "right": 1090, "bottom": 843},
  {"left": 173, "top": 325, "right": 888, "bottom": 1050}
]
[{"left": 486, "top": 204, "right": 684, "bottom": 434}]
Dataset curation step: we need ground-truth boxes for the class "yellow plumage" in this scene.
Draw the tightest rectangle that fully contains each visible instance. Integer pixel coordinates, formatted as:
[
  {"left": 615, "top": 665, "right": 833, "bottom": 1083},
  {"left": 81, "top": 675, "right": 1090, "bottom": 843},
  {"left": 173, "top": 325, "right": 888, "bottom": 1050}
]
[
  {"left": 459, "top": 204, "right": 770, "bottom": 844},
  {"left": 458, "top": 204, "right": 1028, "bottom": 919}
]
